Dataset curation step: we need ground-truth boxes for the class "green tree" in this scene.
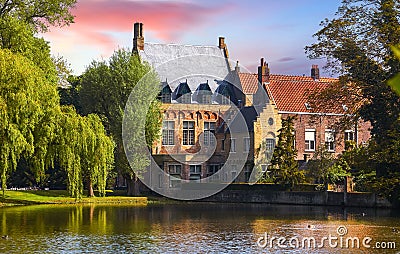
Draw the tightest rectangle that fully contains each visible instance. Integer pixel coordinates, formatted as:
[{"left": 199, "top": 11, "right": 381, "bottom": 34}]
[
  {"left": 0, "top": 1, "right": 115, "bottom": 199},
  {"left": 0, "top": 0, "right": 76, "bottom": 32},
  {"left": 0, "top": 48, "right": 59, "bottom": 196},
  {"left": 268, "top": 116, "right": 304, "bottom": 189},
  {"left": 307, "top": 147, "right": 349, "bottom": 190},
  {"left": 55, "top": 107, "right": 114, "bottom": 198},
  {"left": 306, "top": 0, "right": 400, "bottom": 142},
  {"left": 306, "top": 0, "right": 400, "bottom": 204},
  {"left": 0, "top": 17, "right": 58, "bottom": 82},
  {"left": 78, "top": 49, "right": 162, "bottom": 196}
]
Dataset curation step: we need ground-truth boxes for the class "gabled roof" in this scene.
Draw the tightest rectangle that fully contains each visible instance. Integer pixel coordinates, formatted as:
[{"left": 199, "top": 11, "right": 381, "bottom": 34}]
[
  {"left": 174, "top": 81, "right": 191, "bottom": 100},
  {"left": 238, "top": 73, "right": 259, "bottom": 94},
  {"left": 265, "top": 74, "right": 340, "bottom": 113},
  {"left": 160, "top": 80, "right": 172, "bottom": 94},
  {"left": 138, "top": 42, "right": 233, "bottom": 93}
]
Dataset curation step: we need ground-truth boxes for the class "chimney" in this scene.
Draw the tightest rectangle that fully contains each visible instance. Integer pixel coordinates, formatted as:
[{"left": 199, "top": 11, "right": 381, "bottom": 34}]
[
  {"left": 219, "top": 37, "right": 226, "bottom": 49},
  {"left": 258, "top": 58, "right": 270, "bottom": 84},
  {"left": 133, "top": 22, "right": 144, "bottom": 53},
  {"left": 311, "top": 65, "right": 320, "bottom": 80},
  {"left": 235, "top": 60, "right": 240, "bottom": 72}
]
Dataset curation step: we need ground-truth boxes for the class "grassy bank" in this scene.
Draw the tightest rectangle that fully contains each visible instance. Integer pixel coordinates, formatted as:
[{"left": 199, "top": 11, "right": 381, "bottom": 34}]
[{"left": 0, "top": 190, "right": 147, "bottom": 206}]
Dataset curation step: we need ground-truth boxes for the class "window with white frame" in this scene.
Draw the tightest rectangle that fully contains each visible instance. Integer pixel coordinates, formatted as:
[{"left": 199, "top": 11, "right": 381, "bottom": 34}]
[
  {"left": 204, "top": 122, "right": 216, "bottom": 146},
  {"left": 325, "top": 130, "right": 335, "bottom": 152},
  {"left": 292, "top": 131, "right": 296, "bottom": 148},
  {"left": 230, "top": 138, "right": 236, "bottom": 152},
  {"left": 305, "top": 129, "right": 316, "bottom": 151},
  {"left": 345, "top": 130, "right": 355, "bottom": 141},
  {"left": 183, "top": 121, "right": 195, "bottom": 145},
  {"left": 189, "top": 165, "right": 202, "bottom": 182},
  {"left": 244, "top": 137, "right": 251, "bottom": 153},
  {"left": 265, "top": 139, "right": 275, "bottom": 153},
  {"left": 168, "top": 165, "right": 181, "bottom": 188},
  {"left": 159, "top": 93, "right": 171, "bottom": 103},
  {"left": 162, "top": 121, "right": 175, "bottom": 146},
  {"left": 180, "top": 93, "right": 191, "bottom": 104}
]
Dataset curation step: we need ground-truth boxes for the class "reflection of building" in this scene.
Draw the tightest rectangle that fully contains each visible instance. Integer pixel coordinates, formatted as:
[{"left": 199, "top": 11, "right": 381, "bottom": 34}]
[{"left": 132, "top": 22, "right": 371, "bottom": 187}]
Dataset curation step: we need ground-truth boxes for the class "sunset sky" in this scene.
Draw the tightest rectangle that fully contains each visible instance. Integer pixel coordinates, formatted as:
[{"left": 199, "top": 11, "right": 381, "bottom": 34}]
[{"left": 42, "top": 0, "right": 341, "bottom": 76}]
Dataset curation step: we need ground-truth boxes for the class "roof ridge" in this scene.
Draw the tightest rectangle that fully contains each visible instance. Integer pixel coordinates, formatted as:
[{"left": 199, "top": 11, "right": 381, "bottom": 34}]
[{"left": 144, "top": 42, "right": 220, "bottom": 49}]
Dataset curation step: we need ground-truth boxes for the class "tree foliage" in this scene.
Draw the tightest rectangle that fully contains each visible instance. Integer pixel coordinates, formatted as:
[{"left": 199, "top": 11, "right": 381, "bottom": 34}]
[
  {"left": 268, "top": 116, "right": 304, "bottom": 188},
  {"left": 0, "top": 1, "right": 115, "bottom": 198},
  {"left": 306, "top": 0, "right": 400, "bottom": 142},
  {"left": 0, "top": 48, "right": 59, "bottom": 196},
  {"left": 307, "top": 146, "right": 350, "bottom": 190},
  {"left": 55, "top": 107, "right": 114, "bottom": 198},
  {"left": 0, "top": 16, "right": 58, "bottom": 82},
  {"left": 78, "top": 49, "right": 162, "bottom": 195},
  {"left": 0, "top": 0, "right": 77, "bottom": 32},
  {"left": 306, "top": 0, "right": 400, "bottom": 204}
]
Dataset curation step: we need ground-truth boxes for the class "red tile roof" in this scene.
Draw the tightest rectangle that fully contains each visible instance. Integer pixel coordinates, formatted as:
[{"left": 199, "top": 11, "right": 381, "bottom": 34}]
[
  {"left": 238, "top": 72, "right": 259, "bottom": 94},
  {"left": 265, "top": 74, "right": 340, "bottom": 113},
  {"left": 237, "top": 72, "right": 342, "bottom": 113}
]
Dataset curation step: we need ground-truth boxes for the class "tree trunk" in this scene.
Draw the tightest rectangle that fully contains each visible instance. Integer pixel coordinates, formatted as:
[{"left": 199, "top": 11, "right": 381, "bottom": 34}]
[
  {"left": 126, "top": 175, "right": 141, "bottom": 196},
  {"left": 88, "top": 179, "right": 95, "bottom": 197}
]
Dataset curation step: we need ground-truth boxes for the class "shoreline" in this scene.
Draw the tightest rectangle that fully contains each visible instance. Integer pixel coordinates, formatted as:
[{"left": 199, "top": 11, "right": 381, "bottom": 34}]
[{"left": 1, "top": 190, "right": 397, "bottom": 210}]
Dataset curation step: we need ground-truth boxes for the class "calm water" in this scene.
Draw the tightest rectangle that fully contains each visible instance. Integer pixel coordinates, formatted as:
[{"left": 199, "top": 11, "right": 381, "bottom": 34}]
[{"left": 0, "top": 203, "right": 400, "bottom": 253}]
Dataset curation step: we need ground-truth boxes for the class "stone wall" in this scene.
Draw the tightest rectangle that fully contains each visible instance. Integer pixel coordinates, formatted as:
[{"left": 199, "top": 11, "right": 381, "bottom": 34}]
[{"left": 199, "top": 185, "right": 391, "bottom": 208}]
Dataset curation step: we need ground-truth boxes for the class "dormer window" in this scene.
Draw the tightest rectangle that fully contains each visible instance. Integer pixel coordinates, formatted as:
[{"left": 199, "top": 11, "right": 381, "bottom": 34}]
[
  {"left": 214, "top": 81, "right": 234, "bottom": 105},
  {"left": 304, "top": 102, "right": 312, "bottom": 110},
  {"left": 174, "top": 80, "right": 191, "bottom": 104},
  {"left": 194, "top": 81, "right": 212, "bottom": 104},
  {"left": 158, "top": 80, "right": 172, "bottom": 103}
]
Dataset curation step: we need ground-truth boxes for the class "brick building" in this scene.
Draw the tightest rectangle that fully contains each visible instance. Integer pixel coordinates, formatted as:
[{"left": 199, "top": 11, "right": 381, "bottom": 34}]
[
  {"left": 132, "top": 22, "right": 281, "bottom": 187},
  {"left": 131, "top": 22, "right": 371, "bottom": 188}
]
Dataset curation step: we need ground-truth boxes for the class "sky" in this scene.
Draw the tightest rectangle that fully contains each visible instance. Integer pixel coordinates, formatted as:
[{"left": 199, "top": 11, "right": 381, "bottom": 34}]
[{"left": 42, "top": 0, "right": 342, "bottom": 77}]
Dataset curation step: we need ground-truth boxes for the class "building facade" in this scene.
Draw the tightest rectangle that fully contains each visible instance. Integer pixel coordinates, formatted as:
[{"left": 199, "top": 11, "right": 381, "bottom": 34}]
[{"left": 132, "top": 22, "right": 371, "bottom": 188}]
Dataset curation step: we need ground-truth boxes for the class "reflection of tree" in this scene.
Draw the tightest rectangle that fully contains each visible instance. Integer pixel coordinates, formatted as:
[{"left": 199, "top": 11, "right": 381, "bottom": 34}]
[{"left": 67, "top": 205, "right": 83, "bottom": 233}]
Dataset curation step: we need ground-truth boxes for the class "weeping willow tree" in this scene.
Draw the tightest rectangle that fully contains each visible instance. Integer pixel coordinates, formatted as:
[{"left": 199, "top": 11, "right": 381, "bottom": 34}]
[
  {"left": 0, "top": 1, "right": 115, "bottom": 199},
  {"left": 0, "top": 48, "right": 60, "bottom": 197},
  {"left": 0, "top": 48, "right": 114, "bottom": 198},
  {"left": 55, "top": 107, "right": 114, "bottom": 198},
  {"left": 82, "top": 114, "right": 115, "bottom": 197}
]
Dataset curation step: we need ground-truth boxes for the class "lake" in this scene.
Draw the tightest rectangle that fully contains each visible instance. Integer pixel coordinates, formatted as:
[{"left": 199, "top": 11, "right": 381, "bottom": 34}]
[{"left": 1, "top": 203, "right": 400, "bottom": 253}]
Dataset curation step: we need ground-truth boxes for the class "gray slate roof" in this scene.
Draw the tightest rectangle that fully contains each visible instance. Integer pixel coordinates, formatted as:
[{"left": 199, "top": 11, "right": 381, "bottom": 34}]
[{"left": 139, "top": 42, "right": 240, "bottom": 103}]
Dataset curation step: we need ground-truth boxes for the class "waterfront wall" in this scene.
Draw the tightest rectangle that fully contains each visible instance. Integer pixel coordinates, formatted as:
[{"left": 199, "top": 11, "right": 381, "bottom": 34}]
[{"left": 199, "top": 184, "right": 392, "bottom": 208}]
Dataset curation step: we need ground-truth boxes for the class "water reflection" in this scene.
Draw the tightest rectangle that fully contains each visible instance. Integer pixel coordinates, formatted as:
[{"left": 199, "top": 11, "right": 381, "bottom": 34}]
[{"left": 0, "top": 204, "right": 399, "bottom": 253}]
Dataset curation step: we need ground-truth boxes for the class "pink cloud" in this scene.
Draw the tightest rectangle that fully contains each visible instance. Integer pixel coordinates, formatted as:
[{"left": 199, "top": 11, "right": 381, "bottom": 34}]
[{"left": 48, "top": 0, "right": 235, "bottom": 49}]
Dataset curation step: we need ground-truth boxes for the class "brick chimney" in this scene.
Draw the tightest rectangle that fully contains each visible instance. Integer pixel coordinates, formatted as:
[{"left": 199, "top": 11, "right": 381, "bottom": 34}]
[
  {"left": 218, "top": 36, "right": 229, "bottom": 61},
  {"left": 311, "top": 65, "right": 320, "bottom": 80},
  {"left": 133, "top": 22, "right": 144, "bottom": 53},
  {"left": 219, "top": 37, "right": 226, "bottom": 49},
  {"left": 258, "top": 58, "right": 270, "bottom": 84}
]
